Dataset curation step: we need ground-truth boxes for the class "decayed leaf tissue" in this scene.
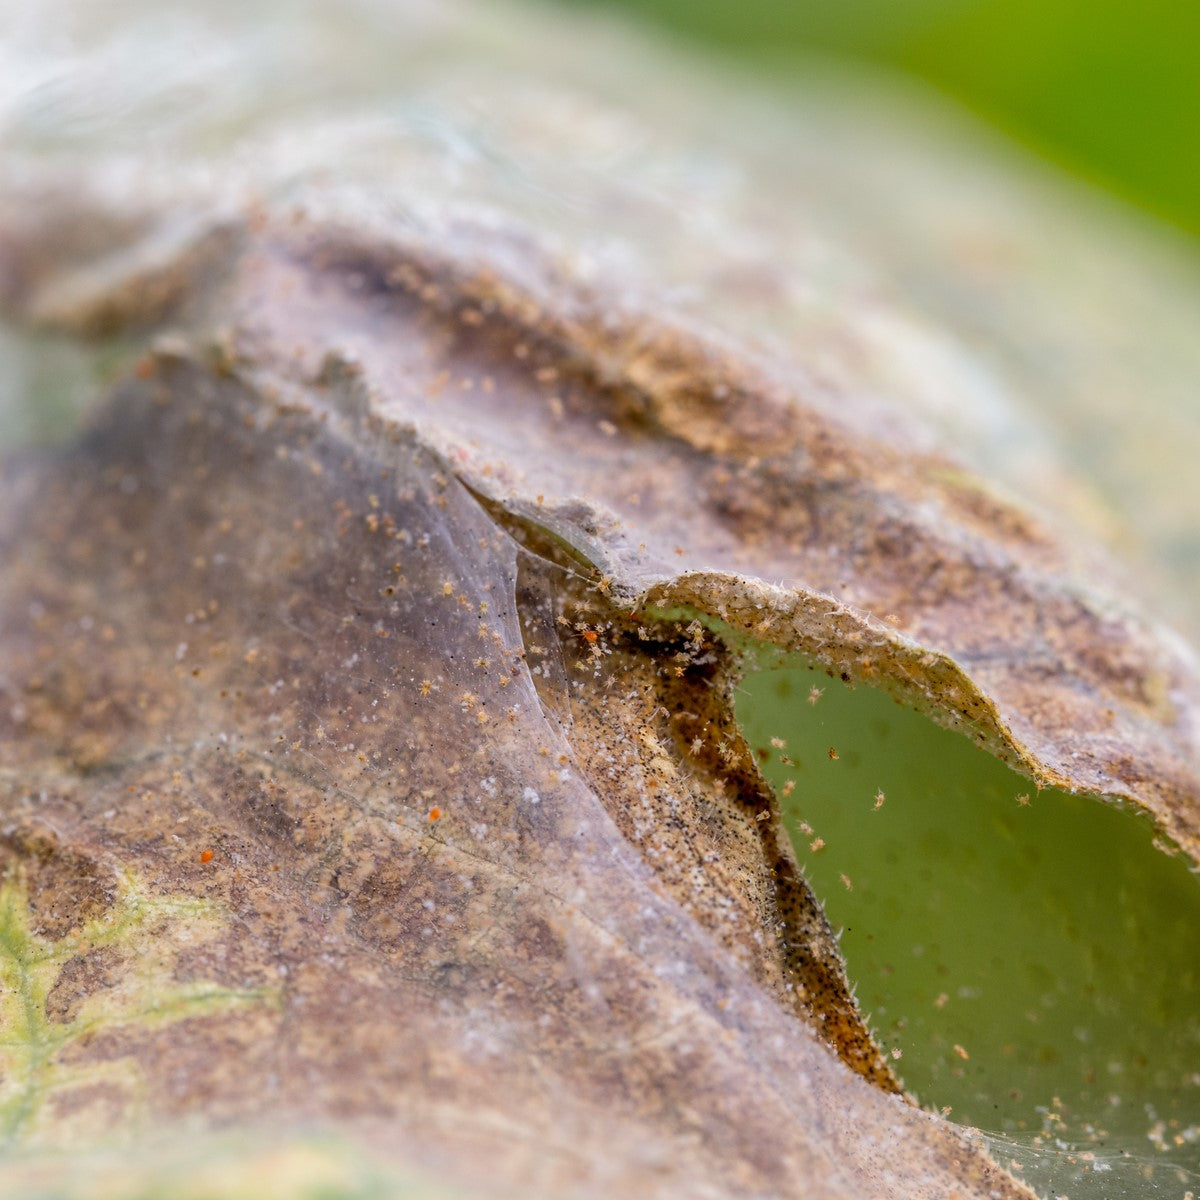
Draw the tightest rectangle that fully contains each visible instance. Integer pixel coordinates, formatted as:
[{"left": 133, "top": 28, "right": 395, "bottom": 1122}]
[{"left": 1, "top": 2, "right": 1198, "bottom": 1197}]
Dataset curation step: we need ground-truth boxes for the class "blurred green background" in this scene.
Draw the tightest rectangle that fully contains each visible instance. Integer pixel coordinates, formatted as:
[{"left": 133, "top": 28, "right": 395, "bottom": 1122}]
[{"left": 555, "top": 0, "right": 1200, "bottom": 241}]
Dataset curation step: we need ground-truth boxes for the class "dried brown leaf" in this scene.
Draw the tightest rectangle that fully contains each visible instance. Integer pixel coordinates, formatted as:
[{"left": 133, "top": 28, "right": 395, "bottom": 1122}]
[{"left": 1, "top": 2, "right": 1198, "bottom": 1198}]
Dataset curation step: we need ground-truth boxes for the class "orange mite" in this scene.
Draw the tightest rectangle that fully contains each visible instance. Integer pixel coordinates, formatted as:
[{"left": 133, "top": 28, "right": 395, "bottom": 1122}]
[
  {"left": 581, "top": 629, "right": 598, "bottom": 643},
  {"left": 199, "top": 849, "right": 214, "bottom": 863},
  {"left": 428, "top": 807, "right": 442, "bottom": 821}
]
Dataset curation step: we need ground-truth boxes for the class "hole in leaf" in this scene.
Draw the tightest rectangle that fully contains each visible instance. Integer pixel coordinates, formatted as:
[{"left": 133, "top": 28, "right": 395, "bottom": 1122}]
[{"left": 736, "top": 658, "right": 1200, "bottom": 1199}]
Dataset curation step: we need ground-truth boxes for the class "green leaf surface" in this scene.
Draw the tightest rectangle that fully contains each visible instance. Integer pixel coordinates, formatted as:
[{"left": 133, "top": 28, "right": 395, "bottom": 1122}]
[{"left": 739, "top": 659, "right": 1200, "bottom": 1198}]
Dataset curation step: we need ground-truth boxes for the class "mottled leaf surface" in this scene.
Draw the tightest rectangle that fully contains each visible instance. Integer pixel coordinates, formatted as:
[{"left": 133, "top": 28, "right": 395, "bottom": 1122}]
[{"left": 1, "top": 0, "right": 1198, "bottom": 1197}]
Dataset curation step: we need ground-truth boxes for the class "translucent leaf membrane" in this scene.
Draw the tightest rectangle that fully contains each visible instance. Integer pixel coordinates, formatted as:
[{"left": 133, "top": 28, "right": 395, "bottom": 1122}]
[
  {"left": 738, "top": 659, "right": 1200, "bottom": 1199},
  {"left": 3, "top": 2, "right": 1200, "bottom": 1193},
  {"left": 0, "top": 361, "right": 1033, "bottom": 1200}
]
